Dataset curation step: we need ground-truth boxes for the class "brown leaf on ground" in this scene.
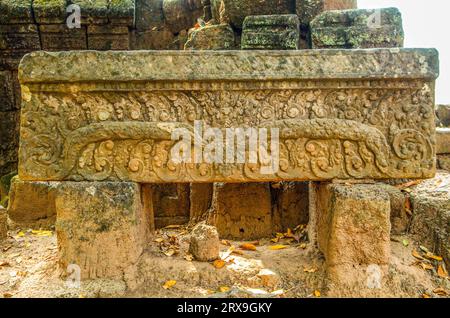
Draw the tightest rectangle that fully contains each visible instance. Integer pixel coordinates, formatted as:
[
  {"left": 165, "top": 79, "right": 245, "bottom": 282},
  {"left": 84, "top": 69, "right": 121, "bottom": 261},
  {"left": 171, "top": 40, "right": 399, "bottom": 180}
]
[
  {"left": 412, "top": 249, "right": 425, "bottom": 260},
  {"left": 433, "top": 288, "right": 448, "bottom": 296},
  {"left": 213, "top": 259, "right": 226, "bottom": 269},
  {"left": 240, "top": 243, "right": 257, "bottom": 251},
  {"left": 437, "top": 265, "right": 449, "bottom": 279},
  {"left": 424, "top": 252, "right": 443, "bottom": 262},
  {"left": 162, "top": 280, "right": 177, "bottom": 289},
  {"left": 314, "top": 290, "right": 321, "bottom": 297},
  {"left": 269, "top": 245, "right": 288, "bottom": 250}
]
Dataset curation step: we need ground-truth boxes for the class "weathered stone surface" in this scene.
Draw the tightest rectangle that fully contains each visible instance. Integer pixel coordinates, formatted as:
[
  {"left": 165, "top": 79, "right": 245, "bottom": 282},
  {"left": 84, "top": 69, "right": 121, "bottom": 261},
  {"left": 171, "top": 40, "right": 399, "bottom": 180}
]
[
  {"left": 55, "top": 182, "right": 152, "bottom": 279},
  {"left": 190, "top": 183, "right": 213, "bottom": 222},
  {"left": 87, "top": 24, "right": 130, "bottom": 50},
  {"left": 0, "top": 24, "right": 40, "bottom": 52},
  {"left": 436, "top": 105, "right": 450, "bottom": 127},
  {"left": 185, "top": 24, "right": 236, "bottom": 50},
  {"left": 153, "top": 184, "right": 190, "bottom": 228},
  {"left": 189, "top": 222, "right": 220, "bottom": 261},
  {"left": 135, "top": 0, "right": 165, "bottom": 31},
  {"left": 316, "top": 183, "right": 391, "bottom": 285},
  {"left": 0, "top": 70, "right": 15, "bottom": 112},
  {"left": 71, "top": 0, "right": 109, "bottom": 24},
  {"left": 108, "top": 0, "right": 135, "bottom": 26},
  {"left": 0, "top": 170, "right": 15, "bottom": 199},
  {"left": 272, "top": 182, "right": 309, "bottom": 232},
  {"left": 0, "top": 110, "right": 19, "bottom": 176},
  {"left": 207, "top": 183, "right": 273, "bottom": 240},
  {"left": 436, "top": 128, "right": 450, "bottom": 154},
  {"left": 0, "top": 0, "right": 34, "bottom": 24},
  {"left": 39, "top": 24, "right": 87, "bottom": 50},
  {"left": 211, "top": 0, "right": 295, "bottom": 29},
  {"left": 296, "top": 0, "right": 357, "bottom": 26},
  {"left": 241, "top": 15, "right": 299, "bottom": 50},
  {"left": 130, "top": 29, "right": 176, "bottom": 50},
  {"left": 7, "top": 179, "right": 60, "bottom": 229},
  {"left": 409, "top": 172, "right": 450, "bottom": 267},
  {"left": 163, "top": 0, "right": 204, "bottom": 33},
  {"left": 311, "top": 8, "right": 404, "bottom": 48},
  {"left": 0, "top": 206, "right": 7, "bottom": 239},
  {"left": 18, "top": 49, "right": 438, "bottom": 182},
  {"left": 33, "top": 0, "right": 67, "bottom": 24},
  {"left": 438, "top": 154, "right": 450, "bottom": 171},
  {"left": 378, "top": 183, "right": 410, "bottom": 235}
]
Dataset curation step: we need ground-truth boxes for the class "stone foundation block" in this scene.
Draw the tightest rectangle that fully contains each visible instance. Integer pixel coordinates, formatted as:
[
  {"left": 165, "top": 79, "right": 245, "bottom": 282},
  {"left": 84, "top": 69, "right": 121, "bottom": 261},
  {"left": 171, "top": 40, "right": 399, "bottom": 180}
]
[
  {"left": 0, "top": 110, "right": 19, "bottom": 176},
  {"left": 71, "top": 0, "right": 109, "bottom": 25},
  {"left": 211, "top": 0, "right": 295, "bottom": 29},
  {"left": 190, "top": 183, "right": 213, "bottom": 222},
  {"left": 0, "top": 70, "right": 15, "bottom": 112},
  {"left": 130, "top": 28, "right": 176, "bottom": 50},
  {"left": 0, "top": 0, "right": 34, "bottom": 24},
  {"left": 87, "top": 24, "right": 130, "bottom": 50},
  {"left": 33, "top": 0, "right": 67, "bottom": 24},
  {"left": 185, "top": 24, "right": 236, "bottom": 50},
  {"left": 296, "top": 0, "right": 357, "bottom": 26},
  {"left": 7, "top": 178, "right": 59, "bottom": 229},
  {"left": 436, "top": 128, "right": 450, "bottom": 154},
  {"left": 39, "top": 24, "right": 87, "bottom": 50},
  {"left": 163, "top": 0, "right": 204, "bottom": 33},
  {"left": 241, "top": 14, "right": 300, "bottom": 50},
  {"left": 316, "top": 183, "right": 391, "bottom": 285},
  {"left": 0, "top": 24, "right": 40, "bottom": 51},
  {"left": 311, "top": 7, "right": 404, "bottom": 48},
  {"left": 207, "top": 183, "right": 273, "bottom": 240},
  {"left": 108, "top": 0, "right": 135, "bottom": 26},
  {"left": 55, "top": 182, "right": 153, "bottom": 280}
]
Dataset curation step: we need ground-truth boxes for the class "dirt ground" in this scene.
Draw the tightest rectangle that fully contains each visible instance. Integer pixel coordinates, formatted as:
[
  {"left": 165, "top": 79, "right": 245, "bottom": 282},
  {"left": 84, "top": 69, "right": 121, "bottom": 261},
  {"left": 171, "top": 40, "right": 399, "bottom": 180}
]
[{"left": 0, "top": 225, "right": 448, "bottom": 298}]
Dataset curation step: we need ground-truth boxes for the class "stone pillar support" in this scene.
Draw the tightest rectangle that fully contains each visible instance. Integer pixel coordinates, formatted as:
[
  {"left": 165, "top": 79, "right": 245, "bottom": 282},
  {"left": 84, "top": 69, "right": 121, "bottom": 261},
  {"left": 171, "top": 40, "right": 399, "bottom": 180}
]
[
  {"left": 55, "top": 182, "right": 153, "bottom": 280},
  {"left": 315, "top": 182, "right": 391, "bottom": 287}
]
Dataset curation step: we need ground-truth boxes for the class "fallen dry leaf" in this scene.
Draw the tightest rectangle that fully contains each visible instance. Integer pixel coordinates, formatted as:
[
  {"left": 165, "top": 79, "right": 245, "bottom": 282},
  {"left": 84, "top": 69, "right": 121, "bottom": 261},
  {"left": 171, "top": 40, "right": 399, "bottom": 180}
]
[
  {"left": 31, "top": 230, "right": 52, "bottom": 237},
  {"left": 240, "top": 243, "right": 257, "bottom": 251},
  {"left": 184, "top": 254, "right": 193, "bottom": 262},
  {"left": 269, "top": 245, "right": 288, "bottom": 250},
  {"left": 164, "top": 225, "right": 181, "bottom": 230},
  {"left": 437, "top": 264, "right": 449, "bottom": 279},
  {"left": 154, "top": 237, "right": 164, "bottom": 243},
  {"left": 314, "top": 290, "right": 321, "bottom": 297},
  {"left": 424, "top": 252, "right": 443, "bottom": 262},
  {"left": 219, "top": 286, "right": 230, "bottom": 293},
  {"left": 3, "top": 293, "right": 13, "bottom": 298},
  {"left": 395, "top": 180, "right": 423, "bottom": 190},
  {"left": 213, "top": 259, "right": 226, "bottom": 269},
  {"left": 433, "top": 288, "right": 448, "bottom": 296},
  {"left": 221, "top": 240, "right": 231, "bottom": 246},
  {"left": 422, "top": 293, "right": 431, "bottom": 298},
  {"left": 299, "top": 243, "right": 307, "bottom": 249},
  {"left": 163, "top": 280, "right": 177, "bottom": 289},
  {"left": 412, "top": 249, "right": 425, "bottom": 260},
  {"left": 0, "top": 261, "right": 10, "bottom": 267},
  {"left": 419, "top": 262, "right": 434, "bottom": 271},
  {"left": 304, "top": 267, "right": 318, "bottom": 273}
]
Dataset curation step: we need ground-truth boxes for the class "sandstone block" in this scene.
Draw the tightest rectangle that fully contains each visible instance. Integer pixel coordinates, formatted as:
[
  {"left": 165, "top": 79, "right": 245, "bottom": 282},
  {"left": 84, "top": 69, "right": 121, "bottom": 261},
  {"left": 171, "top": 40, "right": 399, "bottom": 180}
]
[
  {"left": 208, "top": 183, "right": 273, "bottom": 240},
  {"left": 436, "top": 105, "right": 450, "bottom": 127},
  {"left": 190, "top": 183, "right": 213, "bottom": 222},
  {"left": 296, "top": 0, "right": 357, "bottom": 26},
  {"left": 272, "top": 182, "right": 309, "bottom": 232},
  {"left": 33, "top": 0, "right": 67, "bottom": 24},
  {"left": 0, "top": 70, "right": 15, "bottom": 112},
  {"left": 410, "top": 175, "right": 450, "bottom": 267},
  {"left": 316, "top": 183, "right": 391, "bottom": 285},
  {"left": 378, "top": 183, "right": 410, "bottom": 235},
  {"left": 311, "top": 7, "right": 404, "bottom": 48},
  {"left": 0, "top": 171, "right": 16, "bottom": 199},
  {"left": 130, "top": 28, "right": 176, "bottom": 50},
  {"left": 39, "top": 24, "right": 87, "bottom": 50},
  {"left": 189, "top": 222, "right": 220, "bottom": 261},
  {"left": 87, "top": 24, "right": 130, "bottom": 50},
  {"left": 153, "top": 184, "right": 190, "bottom": 228},
  {"left": 0, "top": 0, "right": 34, "bottom": 24},
  {"left": 0, "top": 206, "right": 7, "bottom": 239},
  {"left": 211, "top": 0, "right": 295, "bottom": 29},
  {"left": 0, "top": 110, "right": 19, "bottom": 176},
  {"left": 163, "top": 0, "right": 204, "bottom": 33},
  {"left": 7, "top": 178, "right": 59, "bottom": 229},
  {"left": 0, "top": 24, "right": 40, "bottom": 52},
  {"left": 17, "top": 50, "right": 438, "bottom": 182},
  {"left": 437, "top": 154, "right": 450, "bottom": 171},
  {"left": 71, "top": 0, "right": 109, "bottom": 24},
  {"left": 135, "top": 0, "right": 165, "bottom": 31},
  {"left": 436, "top": 128, "right": 450, "bottom": 154},
  {"left": 185, "top": 24, "right": 236, "bottom": 50},
  {"left": 241, "top": 14, "right": 299, "bottom": 50},
  {"left": 108, "top": 0, "right": 135, "bottom": 26},
  {"left": 55, "top": 182, "right": 152, "bottom": 280}
]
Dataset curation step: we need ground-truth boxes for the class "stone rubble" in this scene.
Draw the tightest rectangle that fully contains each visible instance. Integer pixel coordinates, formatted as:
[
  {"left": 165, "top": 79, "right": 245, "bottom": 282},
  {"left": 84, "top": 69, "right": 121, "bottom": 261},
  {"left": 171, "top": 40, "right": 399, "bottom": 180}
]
[{"left": 189, "top": 222, "right": 220, "bottom": 261}]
